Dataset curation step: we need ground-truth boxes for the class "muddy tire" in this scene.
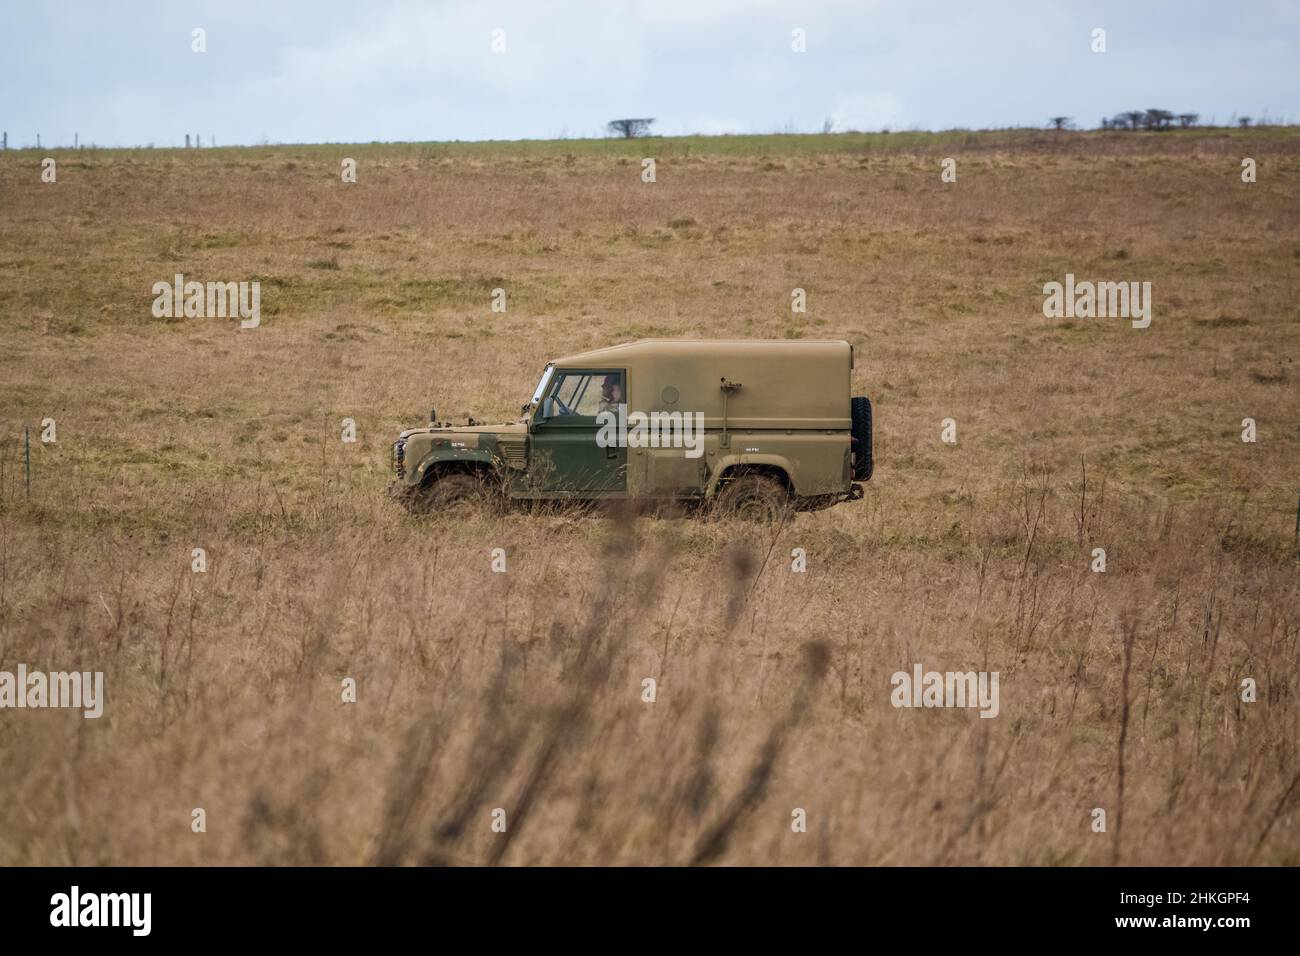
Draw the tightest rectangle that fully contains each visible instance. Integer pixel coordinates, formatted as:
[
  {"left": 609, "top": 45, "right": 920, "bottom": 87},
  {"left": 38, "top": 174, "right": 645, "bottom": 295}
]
[
  {"left": 851, "top": 396, "right": 873, "bottom": 481},
  {"left": 715, "top": 474, "right": 790, "bottom": 523},
  {"left": 408, "top": 473, "right": 499, "bottom": 515}
]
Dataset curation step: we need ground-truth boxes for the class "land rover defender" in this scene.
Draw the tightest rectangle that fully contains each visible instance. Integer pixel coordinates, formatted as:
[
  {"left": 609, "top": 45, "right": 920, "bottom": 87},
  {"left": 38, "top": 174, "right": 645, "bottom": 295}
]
[{"left": 388, "top": 339, "right": 872, "bottom": 520}]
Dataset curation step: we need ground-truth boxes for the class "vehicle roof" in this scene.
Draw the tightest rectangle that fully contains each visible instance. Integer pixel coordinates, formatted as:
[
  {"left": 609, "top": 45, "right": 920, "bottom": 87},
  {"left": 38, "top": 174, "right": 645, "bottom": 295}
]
[{"left": 549, "top": 338, "right": 850, "bottom": 367}]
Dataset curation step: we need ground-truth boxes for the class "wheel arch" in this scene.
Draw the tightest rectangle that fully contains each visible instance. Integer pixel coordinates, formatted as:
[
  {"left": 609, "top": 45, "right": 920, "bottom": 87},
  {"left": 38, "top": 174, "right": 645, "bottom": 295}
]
[
  {"left": 413, "top": 453, "right": 499, "bottom": 489},
  {"left": 707, "top": 457, "right": 794, "bottom": 498}
]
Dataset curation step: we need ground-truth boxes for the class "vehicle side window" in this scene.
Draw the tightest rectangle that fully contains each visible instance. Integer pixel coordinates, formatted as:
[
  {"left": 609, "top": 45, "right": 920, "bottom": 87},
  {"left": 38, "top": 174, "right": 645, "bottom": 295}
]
[{"left": 545, "top": 371, "right": 622, "bottom": 418}]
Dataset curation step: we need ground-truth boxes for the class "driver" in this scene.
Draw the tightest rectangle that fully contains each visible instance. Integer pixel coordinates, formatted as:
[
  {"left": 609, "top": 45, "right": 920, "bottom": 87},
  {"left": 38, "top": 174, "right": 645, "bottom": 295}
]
[{"left": 597, "top": 374, "right": 622, "bottom": 415}]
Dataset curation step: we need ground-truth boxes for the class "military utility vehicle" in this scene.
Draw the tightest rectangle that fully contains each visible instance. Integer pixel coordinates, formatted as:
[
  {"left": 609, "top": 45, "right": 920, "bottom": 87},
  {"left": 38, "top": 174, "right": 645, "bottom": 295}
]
[{"left": 389, "top": 339, "right": 872, "bottom": 520}]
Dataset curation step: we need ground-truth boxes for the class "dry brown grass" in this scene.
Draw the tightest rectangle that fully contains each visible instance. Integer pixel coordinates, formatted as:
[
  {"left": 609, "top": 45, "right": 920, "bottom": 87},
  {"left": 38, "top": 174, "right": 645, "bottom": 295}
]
[{"left": 0, "top": 129, "right": 1297, "bottom": 864}]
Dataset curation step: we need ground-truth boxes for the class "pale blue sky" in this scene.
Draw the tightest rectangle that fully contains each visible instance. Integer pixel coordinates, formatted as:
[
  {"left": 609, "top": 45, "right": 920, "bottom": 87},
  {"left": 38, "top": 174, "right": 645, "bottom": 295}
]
[{"left": 2, "top": 0, "right": 1296, "bottom": 147}]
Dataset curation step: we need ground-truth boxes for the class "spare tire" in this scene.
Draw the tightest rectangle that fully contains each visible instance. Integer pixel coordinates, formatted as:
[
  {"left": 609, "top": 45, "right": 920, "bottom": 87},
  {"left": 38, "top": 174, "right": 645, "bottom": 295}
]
[{"left": 850, "top": 396, "right": 873, "bottom": 481}]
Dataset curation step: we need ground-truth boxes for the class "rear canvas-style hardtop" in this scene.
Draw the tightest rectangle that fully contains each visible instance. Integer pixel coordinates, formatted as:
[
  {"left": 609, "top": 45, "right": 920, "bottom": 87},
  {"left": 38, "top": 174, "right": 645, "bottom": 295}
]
[{"left": 548, "top": 339, "right": 852, "bottom": 430}]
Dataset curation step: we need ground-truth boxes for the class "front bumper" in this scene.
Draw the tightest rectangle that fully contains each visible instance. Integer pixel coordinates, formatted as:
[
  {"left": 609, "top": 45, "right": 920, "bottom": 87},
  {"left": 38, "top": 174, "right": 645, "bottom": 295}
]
[{"left": 391, "top": 437, "right": 408, "bottom": 479}]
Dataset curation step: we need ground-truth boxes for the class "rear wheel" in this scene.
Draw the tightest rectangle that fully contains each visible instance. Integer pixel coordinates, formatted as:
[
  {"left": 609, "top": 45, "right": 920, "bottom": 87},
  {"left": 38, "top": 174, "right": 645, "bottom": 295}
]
[
  {"left": 716, "top": 474, "right": 790, "bottom": 523},
  {"left": 851, "top": 396, "right": 873, "bottom": 481}
]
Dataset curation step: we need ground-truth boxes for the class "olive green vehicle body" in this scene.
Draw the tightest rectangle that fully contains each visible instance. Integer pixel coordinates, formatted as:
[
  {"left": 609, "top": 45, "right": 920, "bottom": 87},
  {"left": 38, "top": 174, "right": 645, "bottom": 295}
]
[{"left": 389, "top": 339, "right": 866, "bottom": 507}]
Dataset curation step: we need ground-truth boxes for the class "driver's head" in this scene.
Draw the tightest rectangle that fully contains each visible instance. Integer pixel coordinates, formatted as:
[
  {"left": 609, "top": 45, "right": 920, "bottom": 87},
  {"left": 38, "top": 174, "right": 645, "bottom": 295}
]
[{"left": 602, "top": 374, "right": 621, "bottom": 402}]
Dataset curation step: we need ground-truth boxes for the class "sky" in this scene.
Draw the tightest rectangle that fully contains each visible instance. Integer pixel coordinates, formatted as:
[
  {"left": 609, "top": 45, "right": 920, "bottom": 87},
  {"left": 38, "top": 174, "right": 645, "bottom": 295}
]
[{"left": 1, "top": 0, "right": 1297, "bottom": 147}]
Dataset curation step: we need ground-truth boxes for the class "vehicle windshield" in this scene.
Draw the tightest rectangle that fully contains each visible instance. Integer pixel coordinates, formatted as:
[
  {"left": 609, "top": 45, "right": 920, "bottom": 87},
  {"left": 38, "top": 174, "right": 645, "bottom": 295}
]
[{"left": 529, "top": 364, "right": 555, "bottom": 406}]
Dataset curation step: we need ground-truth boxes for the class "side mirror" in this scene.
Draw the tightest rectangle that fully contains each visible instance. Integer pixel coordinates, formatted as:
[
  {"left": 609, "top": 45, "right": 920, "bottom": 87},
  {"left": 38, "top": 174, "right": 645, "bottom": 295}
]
[
  {"left": 541, "top": 397, "right": 555, "bottom": 419},
  {"left": 429, "top": 406, "right": 437, "bottom": 424}
]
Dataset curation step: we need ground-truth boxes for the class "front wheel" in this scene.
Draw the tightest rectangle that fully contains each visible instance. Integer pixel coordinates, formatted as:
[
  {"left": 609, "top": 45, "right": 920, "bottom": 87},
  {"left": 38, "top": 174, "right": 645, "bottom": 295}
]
[{"left": 407, "top": 473, "right": 500, "bottom": 515}]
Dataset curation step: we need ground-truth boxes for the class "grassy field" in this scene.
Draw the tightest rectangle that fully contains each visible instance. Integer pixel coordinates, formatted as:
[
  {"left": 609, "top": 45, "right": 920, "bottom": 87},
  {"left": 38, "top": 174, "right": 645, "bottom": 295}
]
[{"left": 0, "top": 127, "right": 1297, "bottom": 865}]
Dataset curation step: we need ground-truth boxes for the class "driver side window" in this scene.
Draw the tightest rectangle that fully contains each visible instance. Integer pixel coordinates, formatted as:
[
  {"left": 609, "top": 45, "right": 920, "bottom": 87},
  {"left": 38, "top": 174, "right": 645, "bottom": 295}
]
[{"left": 543, "top": 371, "right": 620, "bottom": 419}]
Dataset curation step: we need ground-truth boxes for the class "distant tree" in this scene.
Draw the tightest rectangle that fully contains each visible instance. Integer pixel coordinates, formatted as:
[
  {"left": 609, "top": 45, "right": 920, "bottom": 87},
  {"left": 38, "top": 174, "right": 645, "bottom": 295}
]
[
  {"left": 1049, "top": 116, "right": 1074, "bottom": 130},
  {"left": 1177, "top": 113, "right": 1199, "bottom": 128},
  {"left": 1238, "top": 116, "right": 1252, "bottom": 128},
  {"left": 1100, "top": 118, "right": 1111, "bottom": 130},
  {"left": 1120, "top": 111, "right": 1145, "bottom": 131},
  {"left": 607, "top": 118, "right": 655, "bottom": 139},
  {"left": 1141, "top": 109, "right": 1175, "bottom": 130},
  {"left": 822, "top": 116, "right": 834, "bottom": 135}
]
